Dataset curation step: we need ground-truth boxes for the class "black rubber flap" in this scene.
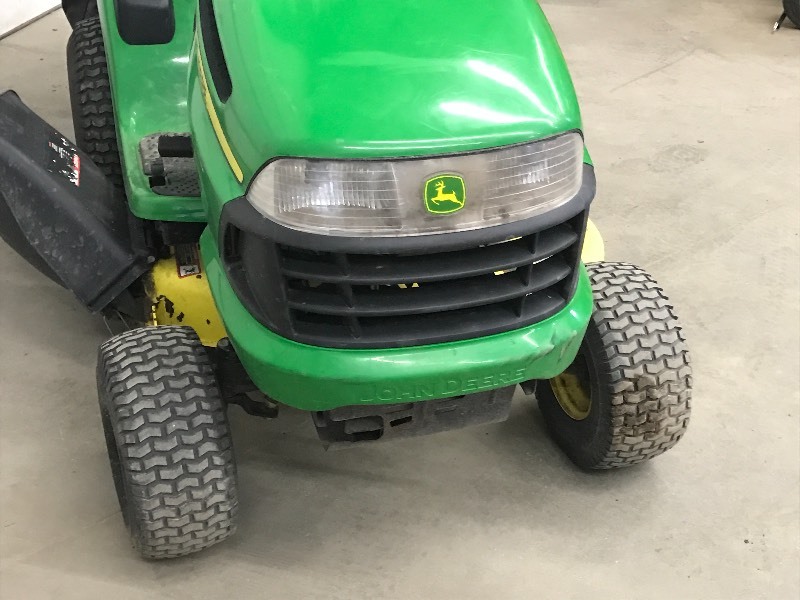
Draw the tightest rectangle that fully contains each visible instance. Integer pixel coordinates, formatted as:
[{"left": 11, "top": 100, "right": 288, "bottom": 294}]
[
  {"left": 114, "top": 0, "right": 175, "bottom": 45},
  {"left": 0, "top": 91, "right": 149, "bottom": 312}
]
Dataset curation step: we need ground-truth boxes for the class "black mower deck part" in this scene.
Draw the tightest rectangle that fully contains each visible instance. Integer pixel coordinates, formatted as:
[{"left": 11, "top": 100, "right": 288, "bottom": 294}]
[{"left": 0, "top": 91, "right": 150, "bottom": 312}]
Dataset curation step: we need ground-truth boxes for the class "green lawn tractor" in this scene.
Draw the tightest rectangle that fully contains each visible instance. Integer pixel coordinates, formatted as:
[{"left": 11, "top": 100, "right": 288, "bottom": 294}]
[{"left": 0, "top": 0, "right": 692, "bottom": 559}]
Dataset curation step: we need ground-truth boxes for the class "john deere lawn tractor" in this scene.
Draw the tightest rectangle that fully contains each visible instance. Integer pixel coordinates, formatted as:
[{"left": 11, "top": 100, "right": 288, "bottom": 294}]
[{"left": 0, "top": 0, "right": 692, "bottom": 559}]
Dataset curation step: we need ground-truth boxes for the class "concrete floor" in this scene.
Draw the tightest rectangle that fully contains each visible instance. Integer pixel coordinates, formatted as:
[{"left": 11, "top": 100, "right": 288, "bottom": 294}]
[{"left": 0, "top": 1, "right": 798, "bottom": 598}]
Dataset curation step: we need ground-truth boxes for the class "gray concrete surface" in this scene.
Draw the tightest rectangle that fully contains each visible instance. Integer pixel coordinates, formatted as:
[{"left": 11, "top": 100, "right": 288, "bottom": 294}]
[{"left": 1, "top": 2, "right": 798, "bottom": 598}]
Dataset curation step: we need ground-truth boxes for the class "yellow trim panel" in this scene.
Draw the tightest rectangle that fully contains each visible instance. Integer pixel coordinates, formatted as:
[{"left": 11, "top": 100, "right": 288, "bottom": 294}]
[
  {"left": 148, "top": 253, "right": 227, "bottom": 347},
  {"left": 581, "top": 218, "right": 605, "bottom": 263}
]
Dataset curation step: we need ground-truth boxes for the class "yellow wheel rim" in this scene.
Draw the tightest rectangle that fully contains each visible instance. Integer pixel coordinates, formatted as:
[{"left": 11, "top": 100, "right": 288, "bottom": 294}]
[{"left": 550, "top": 356, "right": 592, "bottom": 421}]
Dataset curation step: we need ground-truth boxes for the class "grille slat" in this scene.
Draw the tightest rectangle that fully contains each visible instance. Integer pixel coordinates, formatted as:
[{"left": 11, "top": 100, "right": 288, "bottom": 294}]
[
  {"left": 287, "top": 257, "right": 571, "bottom": 317},
  {"left": 280, "top": 224, "right": 578, "bottom": 285},
  {"left": 290, "top": 291, "right": 567, "bottom": 347}
]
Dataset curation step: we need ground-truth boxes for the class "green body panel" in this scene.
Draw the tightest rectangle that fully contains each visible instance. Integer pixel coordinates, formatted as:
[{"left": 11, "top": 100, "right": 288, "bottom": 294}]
[
  {"left": 97, "top": 0, "right": 595, "bottom": 409},
  {"left": 97, "top": 0, "right": 587, "bottom": 216},
  {"left": 97, "top": 0, "right": 205, "bottom": 221},
  {"left": 188, "top": 56, "right": 245, "bottom": 240},
  {"left": 201, "top": 230, "right": 593, "bottom": 411},
  {"left": 202, "top": 0, "right": 583, "bottom": 186}
]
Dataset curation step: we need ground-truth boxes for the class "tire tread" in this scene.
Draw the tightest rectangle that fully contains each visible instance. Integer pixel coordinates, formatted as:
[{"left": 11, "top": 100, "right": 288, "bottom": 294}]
[
  {"left": 586, "top": 262, "right": 692, "bottom": 468},
  {"left": 67, "top": 17, "right": 123, "bottom": 187},
  {"left": 97, "top": 326, "right": 238, "bottom": 559}
]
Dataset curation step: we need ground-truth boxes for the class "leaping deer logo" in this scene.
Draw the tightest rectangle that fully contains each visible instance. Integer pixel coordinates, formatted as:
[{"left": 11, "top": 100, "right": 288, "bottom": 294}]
[
  {"left": 424, "top": 174, "right": 466, "bottom": 214},
  {"left": 430, "top": 179, "right": 464, "bottom": 208}
]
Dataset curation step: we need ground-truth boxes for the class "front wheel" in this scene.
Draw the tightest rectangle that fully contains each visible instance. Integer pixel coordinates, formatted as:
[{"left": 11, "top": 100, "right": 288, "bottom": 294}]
[
  {"left": 97, "top": 326, "right": 238, "bottom": 558},
  {"left": 537, "top": 262, "right": 692, "bottom": 469}
]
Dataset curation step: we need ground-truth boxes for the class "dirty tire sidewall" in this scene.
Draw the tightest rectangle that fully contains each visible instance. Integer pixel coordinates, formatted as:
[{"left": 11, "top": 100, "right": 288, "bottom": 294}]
[
  {"left": 97, "top": 391, "right": 134, "bottom": 530},
  {"left": 97, "top": 326, "right": 239, "bottom": 559},
  {"left": 538, "top": 262, "right": 692, "bottom": 470},
  {"left": 67, "top": 17, "right": 124, "bottom": 187}
]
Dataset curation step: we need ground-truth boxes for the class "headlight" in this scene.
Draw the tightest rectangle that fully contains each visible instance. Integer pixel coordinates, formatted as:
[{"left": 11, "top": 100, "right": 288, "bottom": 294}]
[{"left": 247, "top": 132, "right": 583, "bottom": 237}]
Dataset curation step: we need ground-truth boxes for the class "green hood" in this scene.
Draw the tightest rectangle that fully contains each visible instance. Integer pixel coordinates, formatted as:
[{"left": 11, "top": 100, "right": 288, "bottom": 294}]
[{"left": 204, "top": 0, "right": 582, "bottom": 182}]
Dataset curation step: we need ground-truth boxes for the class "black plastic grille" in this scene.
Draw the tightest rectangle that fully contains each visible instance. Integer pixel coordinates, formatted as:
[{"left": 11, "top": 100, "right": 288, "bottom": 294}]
[{"left": 224, "top": 211, "right": 587, "bottom": 348}]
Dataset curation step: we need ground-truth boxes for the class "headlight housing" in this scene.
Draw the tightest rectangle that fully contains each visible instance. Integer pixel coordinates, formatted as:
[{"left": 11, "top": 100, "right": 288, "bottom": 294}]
[{"left": 247, "top": 132, "right": 584, "bottom": 237}]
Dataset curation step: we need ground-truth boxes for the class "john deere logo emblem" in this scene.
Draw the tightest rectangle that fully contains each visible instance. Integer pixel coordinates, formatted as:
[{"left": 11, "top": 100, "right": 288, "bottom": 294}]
[{"left": 424, "top": 175, "right": 466, "bottom": 214}]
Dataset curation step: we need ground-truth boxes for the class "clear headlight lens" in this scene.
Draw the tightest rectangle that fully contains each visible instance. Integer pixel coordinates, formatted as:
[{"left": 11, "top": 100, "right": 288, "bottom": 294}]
[{"left": 247, "top": 132, "right": 583, "bottom": 237}]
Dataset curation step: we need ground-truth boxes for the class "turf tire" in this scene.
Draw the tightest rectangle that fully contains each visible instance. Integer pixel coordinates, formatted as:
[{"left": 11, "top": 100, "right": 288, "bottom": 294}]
[
  {"left": 538, "top": 262, "right": 692, "bottom": 469},
  {"left": 97, "top": 326, "right": 238, "bottom": 559},
  {"left": 67, "top": 17, "right": 123, "bottom": 187}
]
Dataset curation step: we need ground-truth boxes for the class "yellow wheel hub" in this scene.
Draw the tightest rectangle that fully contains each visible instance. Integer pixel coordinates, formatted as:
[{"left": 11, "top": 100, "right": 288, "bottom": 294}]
[{"left": 550, "top": 359, "right": 592, "bottom": 421}]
